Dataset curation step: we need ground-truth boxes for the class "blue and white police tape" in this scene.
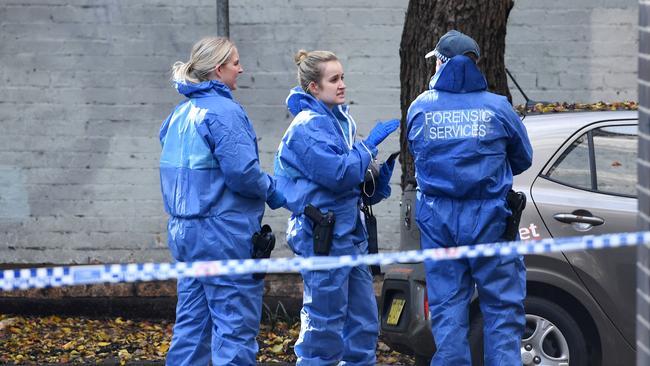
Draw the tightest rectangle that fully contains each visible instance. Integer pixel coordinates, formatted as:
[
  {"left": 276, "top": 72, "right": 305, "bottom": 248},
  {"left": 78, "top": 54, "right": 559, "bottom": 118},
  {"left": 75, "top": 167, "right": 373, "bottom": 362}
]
[{"left": 2, "top": 231, "right": 649, "bottom": 292}]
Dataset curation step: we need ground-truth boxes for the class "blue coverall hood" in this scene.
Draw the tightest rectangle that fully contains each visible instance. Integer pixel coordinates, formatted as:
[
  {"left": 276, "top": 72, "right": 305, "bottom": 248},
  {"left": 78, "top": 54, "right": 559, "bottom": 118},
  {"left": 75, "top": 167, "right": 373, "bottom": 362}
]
[
  {"left": 429, "top": 55, "right": 487, "bottom": 93},
  {"left": 286, "top": 86, "right": 336, "bottom": 118},
  {"left": 174, "top": 79, "right": 233, "bottom": 99}
]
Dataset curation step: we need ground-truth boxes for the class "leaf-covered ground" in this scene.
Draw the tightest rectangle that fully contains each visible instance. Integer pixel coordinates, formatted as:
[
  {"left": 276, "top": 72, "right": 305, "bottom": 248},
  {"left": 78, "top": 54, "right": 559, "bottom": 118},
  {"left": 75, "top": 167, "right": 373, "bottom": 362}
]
[
  {"left": 514, "top": 100, "right": 638, "bottom": 114},
  {"left": 0, "top": 314, "right": 414, "bottom": 365}
]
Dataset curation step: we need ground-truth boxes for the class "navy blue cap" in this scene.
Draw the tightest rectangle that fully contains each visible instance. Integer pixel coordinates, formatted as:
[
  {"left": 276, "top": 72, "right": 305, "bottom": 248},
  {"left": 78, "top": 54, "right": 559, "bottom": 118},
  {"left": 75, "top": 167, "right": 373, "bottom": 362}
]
[{"left": 425, "top": 30, "right": 480, "bottom": 62}]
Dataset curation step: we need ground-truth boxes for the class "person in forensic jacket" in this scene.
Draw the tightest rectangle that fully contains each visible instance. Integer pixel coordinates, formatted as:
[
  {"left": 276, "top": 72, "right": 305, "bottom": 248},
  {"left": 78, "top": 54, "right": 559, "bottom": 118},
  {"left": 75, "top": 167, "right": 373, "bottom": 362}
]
[
  {"left": 159, "top": 37, "right": 285, "bottom": 366},
  {"left": 407, "top": 30, "right": 533, "bottom": 365},
  {"left": 274, "top": 49, "right": 398, "bottom": 365}
]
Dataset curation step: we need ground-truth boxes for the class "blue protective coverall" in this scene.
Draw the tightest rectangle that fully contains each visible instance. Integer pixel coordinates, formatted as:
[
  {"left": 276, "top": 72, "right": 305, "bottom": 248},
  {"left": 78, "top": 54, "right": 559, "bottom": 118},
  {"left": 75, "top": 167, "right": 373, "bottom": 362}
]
[
  {"left": 407, "top": 56, "right": 533, "bottom": 366},
  {"left": 274, "top": 87, "right": 389, "bottom": 365},
  {"left": 160, "top": 79, "right": 277, "bottom": 366}
]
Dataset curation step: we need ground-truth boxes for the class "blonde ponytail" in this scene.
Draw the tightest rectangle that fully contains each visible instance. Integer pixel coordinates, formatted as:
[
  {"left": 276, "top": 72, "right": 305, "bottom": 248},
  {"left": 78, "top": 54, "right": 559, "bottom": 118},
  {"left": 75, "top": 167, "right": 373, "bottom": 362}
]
[{"left": 171, "top": 37, "right": 235, "bottom": 83}]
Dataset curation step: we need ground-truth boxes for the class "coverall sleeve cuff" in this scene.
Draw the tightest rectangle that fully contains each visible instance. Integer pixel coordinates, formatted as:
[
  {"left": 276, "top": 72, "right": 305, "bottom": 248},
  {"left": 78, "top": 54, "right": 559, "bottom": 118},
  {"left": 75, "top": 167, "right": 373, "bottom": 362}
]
[
  {"left": 265, "top": 174, "right": 277, "bottom": 199},
  {"left": 358, "top": 141, "right": 378, "bottom": 159}
]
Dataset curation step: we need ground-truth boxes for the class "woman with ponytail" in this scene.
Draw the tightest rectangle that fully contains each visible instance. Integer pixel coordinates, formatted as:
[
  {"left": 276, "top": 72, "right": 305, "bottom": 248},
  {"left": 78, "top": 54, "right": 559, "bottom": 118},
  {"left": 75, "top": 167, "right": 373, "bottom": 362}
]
[
  {"left": 274, "top": 50, "right": 399, "bottom": 365},
  {"left": 159, "top": 37, "right": 285, "bottom": 366}
]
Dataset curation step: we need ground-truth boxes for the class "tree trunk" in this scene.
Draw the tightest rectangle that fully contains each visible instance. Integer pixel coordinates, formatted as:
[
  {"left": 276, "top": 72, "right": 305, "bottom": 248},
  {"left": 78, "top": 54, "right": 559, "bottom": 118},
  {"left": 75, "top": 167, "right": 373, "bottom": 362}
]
[{"left": 399, "top": 0, "right": 514, "bottom": 188}]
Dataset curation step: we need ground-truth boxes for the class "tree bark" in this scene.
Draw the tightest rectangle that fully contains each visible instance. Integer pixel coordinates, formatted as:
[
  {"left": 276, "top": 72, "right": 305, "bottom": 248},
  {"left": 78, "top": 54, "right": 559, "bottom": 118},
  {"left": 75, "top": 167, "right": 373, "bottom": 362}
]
[{"left": 399, "top": 0, "right": 514, "bottom": 188}]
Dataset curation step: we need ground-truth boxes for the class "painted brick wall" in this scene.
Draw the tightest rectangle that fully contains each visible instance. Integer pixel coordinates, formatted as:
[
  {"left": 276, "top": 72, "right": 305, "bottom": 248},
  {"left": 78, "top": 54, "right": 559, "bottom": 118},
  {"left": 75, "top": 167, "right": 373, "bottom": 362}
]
[
  {"left": 507, "top": 0, "right": 638, "bottom": 105},
  {"left": 0, "top": 0, "right": 218, "bottom": 263},
  {"left": 0, "top": 0, "right": 639, "bottom": 264},
  {"left": 229, "top": 0, "right": 406, "bottom": 257}
]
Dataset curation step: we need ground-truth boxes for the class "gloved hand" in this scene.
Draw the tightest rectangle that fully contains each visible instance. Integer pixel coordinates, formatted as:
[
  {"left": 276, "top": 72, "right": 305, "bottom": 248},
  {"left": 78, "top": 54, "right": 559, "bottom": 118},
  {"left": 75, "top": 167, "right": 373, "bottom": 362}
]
[
  {"left": 364, "top": 119, "right": 400, "bottom": 148},
  {"left": 378, "top": 154, "right": 395, "bottom": 178},
  {"left": 375, "top": 160, "right": 395, "bottom": 199},
  {"left": 266, "top": 189, "right": 286, "bottom": 210},
  {"left": 364, "top": 152, "right": 399, "bottom": 205}
]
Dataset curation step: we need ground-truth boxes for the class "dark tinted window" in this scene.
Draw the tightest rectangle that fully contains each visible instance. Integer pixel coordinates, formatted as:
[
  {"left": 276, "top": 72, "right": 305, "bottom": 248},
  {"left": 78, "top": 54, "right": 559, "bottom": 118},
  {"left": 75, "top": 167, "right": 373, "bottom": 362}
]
[
  {"left": 592, "top": 125, "right": 637, "bottom": 196},
  {"left": 547, "top": 134, "right": 591, "bottom": 189},
  {"left": 547, "top": 124, "right": 637, "bottom": 197}
]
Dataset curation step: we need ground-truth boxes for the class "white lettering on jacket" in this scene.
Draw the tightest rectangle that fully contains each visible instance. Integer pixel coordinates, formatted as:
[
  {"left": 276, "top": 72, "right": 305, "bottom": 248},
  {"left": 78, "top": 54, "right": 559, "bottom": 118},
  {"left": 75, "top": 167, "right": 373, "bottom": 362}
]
[{"left": 424, "top": 109, "right": 493, "bottom": 140}]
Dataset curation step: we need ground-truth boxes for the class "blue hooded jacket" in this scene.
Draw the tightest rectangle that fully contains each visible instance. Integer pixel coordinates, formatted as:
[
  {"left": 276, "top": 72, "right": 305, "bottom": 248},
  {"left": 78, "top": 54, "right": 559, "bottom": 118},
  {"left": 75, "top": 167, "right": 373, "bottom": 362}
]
[
  {"left": 407, "top": 56, "right": 531, "bottom": 366},
  {"left": 159, "top": 79, "right": 276, "bottom": 262},
  {"left": 407, "top": 56, "right": 532, "bottom": 201},
  {"left": 274, "top": 87, "right": 377, "bottom": 241}
]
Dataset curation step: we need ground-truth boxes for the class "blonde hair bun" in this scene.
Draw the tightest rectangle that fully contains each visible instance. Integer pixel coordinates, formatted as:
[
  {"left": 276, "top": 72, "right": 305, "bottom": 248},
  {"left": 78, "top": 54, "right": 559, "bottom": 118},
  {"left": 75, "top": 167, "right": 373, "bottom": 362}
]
[
  {"left": 294, "top": 50, "right": 309, "bottom": 66},
  {"left": 293, "top": 50, "right": 338, "bottom": 93}
]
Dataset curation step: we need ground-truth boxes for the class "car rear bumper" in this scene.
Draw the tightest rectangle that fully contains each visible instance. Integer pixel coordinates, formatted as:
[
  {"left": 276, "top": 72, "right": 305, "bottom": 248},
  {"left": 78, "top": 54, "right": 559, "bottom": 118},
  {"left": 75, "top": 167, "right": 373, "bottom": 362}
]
[{"left": 380, "top": 265, "right": 435, "bottom": 358}]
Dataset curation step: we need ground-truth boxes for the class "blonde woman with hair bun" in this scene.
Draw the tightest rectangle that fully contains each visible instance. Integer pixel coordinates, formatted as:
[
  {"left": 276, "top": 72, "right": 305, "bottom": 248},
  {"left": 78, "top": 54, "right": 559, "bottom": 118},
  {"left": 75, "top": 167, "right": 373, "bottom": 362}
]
[
  {"left": 159, "top": 36, "right": 286, "bottom": 366},
  {"left": 274, "top": 49, "right": 400, "bottom": 365}
]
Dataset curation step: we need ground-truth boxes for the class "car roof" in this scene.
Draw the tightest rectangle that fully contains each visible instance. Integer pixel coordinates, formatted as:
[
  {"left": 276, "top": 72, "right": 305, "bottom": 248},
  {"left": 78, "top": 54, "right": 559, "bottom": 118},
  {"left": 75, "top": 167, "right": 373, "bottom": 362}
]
[
  {"left": 522, "top": 110, "right": 638, "bottom": 134},
  {"left": 515, "top": 110, "right": 638, "bottom": 185}
]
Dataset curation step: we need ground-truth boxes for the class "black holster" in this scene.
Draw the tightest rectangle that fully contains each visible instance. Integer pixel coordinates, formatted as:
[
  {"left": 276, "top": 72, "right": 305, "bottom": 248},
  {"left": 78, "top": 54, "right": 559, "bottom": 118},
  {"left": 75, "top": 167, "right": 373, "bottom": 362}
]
[
  {"left": 504, "top": 190, "right": 527, "bottom": 241},
  {"left": 362, "top": 205, "right": 381, "bottom": 276},
  {"left": 304, "top": 204, "right": 335, "bottom": 256},
  {"left": 251, "top": 224, "right": 275, "bottom": 280}
]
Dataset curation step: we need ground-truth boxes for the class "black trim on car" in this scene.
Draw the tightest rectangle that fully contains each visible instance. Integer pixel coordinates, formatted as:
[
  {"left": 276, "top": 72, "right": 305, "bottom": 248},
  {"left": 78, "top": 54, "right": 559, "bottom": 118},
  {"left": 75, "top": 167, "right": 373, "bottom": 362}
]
[
  {"left": 539, "top": 120, "right": 638, "bottom": 199},
  {"left": 587, "top": 130, "right": 598, "bottom": 191},
  {"left": 537, "top": 118, "right": 637, "bottom": 179}
]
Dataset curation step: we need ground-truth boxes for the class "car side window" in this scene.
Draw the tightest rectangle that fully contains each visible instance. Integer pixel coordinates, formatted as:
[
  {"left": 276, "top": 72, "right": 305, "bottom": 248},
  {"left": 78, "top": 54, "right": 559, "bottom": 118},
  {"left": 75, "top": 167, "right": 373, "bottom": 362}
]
[
  {"left": 546, "top": 124, "right": 637, "bottom": 197},
  {"left": 592, "top": 125, "right": 637, "bottom": 196},
  {"left": 546, "top": 134, "right": 591, "bottom": 189}
]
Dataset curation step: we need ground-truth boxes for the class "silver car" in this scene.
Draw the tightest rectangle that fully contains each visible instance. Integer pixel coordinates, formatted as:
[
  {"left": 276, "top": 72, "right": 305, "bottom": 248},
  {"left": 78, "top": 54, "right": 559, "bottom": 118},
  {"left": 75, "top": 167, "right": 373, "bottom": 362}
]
[{"left": 380, "top": 111, "right": 638, "bottom": 366}]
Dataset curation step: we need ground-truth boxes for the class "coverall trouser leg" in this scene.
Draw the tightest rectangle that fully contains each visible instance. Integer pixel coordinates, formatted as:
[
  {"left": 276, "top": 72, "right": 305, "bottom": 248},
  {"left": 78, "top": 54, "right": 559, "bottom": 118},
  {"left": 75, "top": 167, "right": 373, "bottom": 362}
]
[
  {"left": 470, "top": 255, "right": 526, "bottom": 366},
  {"left": 166, "top": 277, "right": 212, "bottom": 366},
  {"left": 424, "top": 254, "right": 526, "bottom": 366},
  {"left": 166, "top": 275, "right": 263, "bottom": 366},
  {"left": 416, "top": 194, "right": 526, "bottom": 366},
  {"left": 424, "top": 258, "right": 474, "bottom": 366},
  {"left": 295, "top": 265, "right": 378, "bottom": 366},
  {"left": 341, "top": 264, "right": 378, "bottom": 365}
]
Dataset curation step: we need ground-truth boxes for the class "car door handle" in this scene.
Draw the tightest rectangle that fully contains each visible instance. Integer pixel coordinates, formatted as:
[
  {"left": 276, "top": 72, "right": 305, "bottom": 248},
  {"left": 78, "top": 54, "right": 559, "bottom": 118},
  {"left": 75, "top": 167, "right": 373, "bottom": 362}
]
[{"left": 553, "top": 213, "right": 605, "bottom": 226}]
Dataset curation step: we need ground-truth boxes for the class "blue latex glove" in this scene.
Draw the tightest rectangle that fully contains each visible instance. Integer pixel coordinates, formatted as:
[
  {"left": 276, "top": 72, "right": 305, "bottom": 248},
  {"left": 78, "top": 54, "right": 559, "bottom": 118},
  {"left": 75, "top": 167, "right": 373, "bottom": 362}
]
[
  {"left": 266, "top": 189, "right": 286, "bottom": 210},
  {"left": 364, "top": 119, "right": 400, "bottom": 148}
]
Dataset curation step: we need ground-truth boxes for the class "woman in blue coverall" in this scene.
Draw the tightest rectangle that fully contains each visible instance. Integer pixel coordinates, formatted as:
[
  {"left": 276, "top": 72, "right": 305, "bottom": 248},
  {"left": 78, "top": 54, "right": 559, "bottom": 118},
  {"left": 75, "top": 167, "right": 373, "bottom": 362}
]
[
  {"left": 274, "top": 49, "right": 399, "bottom": 365},
  {"left": 159, "top": 37, "right": 285, "bottom": 366}
]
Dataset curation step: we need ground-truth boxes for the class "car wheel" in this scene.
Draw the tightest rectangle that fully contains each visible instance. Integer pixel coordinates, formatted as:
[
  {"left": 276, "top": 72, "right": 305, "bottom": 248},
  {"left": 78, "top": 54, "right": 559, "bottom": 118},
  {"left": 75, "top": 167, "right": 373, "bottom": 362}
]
[
  {"left": 470, "top": 296, "right": 588, "bottom": 366},
  {"left": 521, "top": 296, "right": 588, "bottom": 366},
  {"left": 414, "top": 354, "right": 432, "bottom": 366}
]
